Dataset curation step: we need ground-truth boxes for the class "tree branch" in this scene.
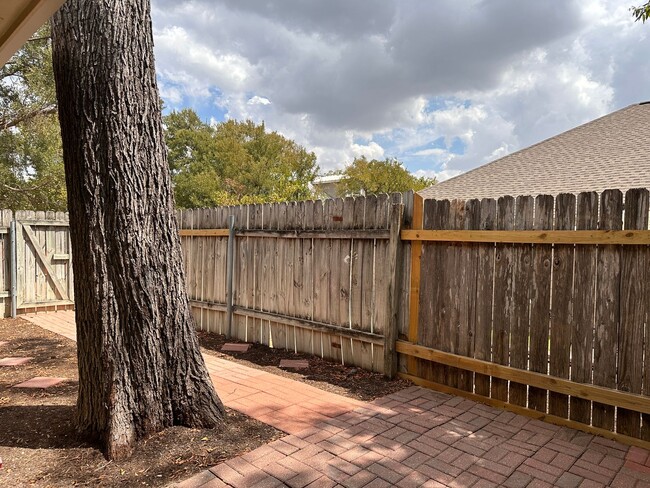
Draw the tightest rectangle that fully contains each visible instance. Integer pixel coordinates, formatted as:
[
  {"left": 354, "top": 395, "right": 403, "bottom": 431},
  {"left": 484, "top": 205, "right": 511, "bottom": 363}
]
[
  {"left": 0, "top": 104, "right": 57, "bottom": 131},
  {"left": 26, "top": 36, "right": 52, "bottom": 43},
  {"left": 632, "top": 2, "right": 650, "bottom": 22},
  {"left": 1, "top": 177, "right": 53, "bottom": 192}
]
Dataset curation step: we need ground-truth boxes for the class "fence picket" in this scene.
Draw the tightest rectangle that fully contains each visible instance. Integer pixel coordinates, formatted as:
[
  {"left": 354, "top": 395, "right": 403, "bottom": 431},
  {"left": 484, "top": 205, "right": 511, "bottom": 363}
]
[
  {"left": 509, "top": 196, "right": 534, "bottom": 407},
  {"left": 312, "top": 200, "right": 328, "bottom": 359},
  {"left": 340, "top": 197, "right": 354, "bottom": 364},
  {"left": 591, "top": 190, "right": 622, "bottom": 431},
  {"left": 419, "top": 199, "right": 450, "bottom": 385},
  {"left": 457, "top": 199, "right": 479, "bottom": 392},
  {"left": 492, "top": 196, "right": 515, "bottom": 402},
  {"left": 528, "top": 195, "right": 554, "bottom": 413},
  {"left": 0, "top": 211, "right": 12, "bottom": 317},
  {"left": 570, "top": 192, "right": 598, "bottom": 424},
  {"left": 327, "top": 198, "right": 343, "bottom": 363},
  {"left": 300, "top": 200, "right": 315, "bottom": 354},
  {"left": 549, "top": 193, "right": 576, "bottom": 418},
  {"left": 270, "top": 202, "right": 287, "bottom": 349},
  {"left": 474, "top": 198, "right": 496, "bottom": 397},
  {"left": 371, "top": 194, "right": 390, "bottom": 372},
  {"left": 618, "top": 188, "right": 649, "bottom": 438}
]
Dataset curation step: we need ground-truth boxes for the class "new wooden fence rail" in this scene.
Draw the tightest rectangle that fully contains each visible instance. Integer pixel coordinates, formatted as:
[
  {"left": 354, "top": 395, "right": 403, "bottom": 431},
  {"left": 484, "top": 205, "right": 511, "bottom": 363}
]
[
  {"left": 401, "top": 229, "right": 650, "bottom": 244},
  {"left": 403, "top": 188, "right": 650, "bottom": 450}
]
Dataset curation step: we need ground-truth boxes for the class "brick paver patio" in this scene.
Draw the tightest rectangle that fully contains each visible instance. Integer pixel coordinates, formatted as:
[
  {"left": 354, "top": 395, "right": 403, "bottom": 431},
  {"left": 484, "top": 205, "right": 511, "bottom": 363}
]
[
  {"left": 21, "top": 311, "right": 650, "bottom": 487},
  {"left": 22, "top": 311, "right": 364, "bottom": 434}
]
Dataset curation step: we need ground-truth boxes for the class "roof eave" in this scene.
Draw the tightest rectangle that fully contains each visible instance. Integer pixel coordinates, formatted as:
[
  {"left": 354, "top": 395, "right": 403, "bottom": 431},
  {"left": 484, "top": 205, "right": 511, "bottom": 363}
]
[{"left": 0, "top": 0, "right": 66, "bottom": 67}]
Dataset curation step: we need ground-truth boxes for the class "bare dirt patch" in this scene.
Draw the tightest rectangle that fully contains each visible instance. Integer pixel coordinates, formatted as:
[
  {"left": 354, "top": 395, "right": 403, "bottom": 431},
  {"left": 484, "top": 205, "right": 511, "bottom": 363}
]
[
  {"left": 197, "top": 331, "right": 411, "bottom": 401},
  {"left": 0, "top": 318, "right": 283, "bottom": 487}
]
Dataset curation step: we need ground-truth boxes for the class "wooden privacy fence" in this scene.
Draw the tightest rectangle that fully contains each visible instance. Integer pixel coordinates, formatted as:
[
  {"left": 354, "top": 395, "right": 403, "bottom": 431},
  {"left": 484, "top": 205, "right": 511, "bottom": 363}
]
[
  {"left": 0, "top": 210, "right": 74, "bottom": 317},
  {"left": 400, "top": 188, "right": 650, "bottom": 449},
  {"left": 178, "top": 193, "right": 413, "bottom": 374},
  {"left": 3, "top": 187, "right": 650, "bottom": 448}
]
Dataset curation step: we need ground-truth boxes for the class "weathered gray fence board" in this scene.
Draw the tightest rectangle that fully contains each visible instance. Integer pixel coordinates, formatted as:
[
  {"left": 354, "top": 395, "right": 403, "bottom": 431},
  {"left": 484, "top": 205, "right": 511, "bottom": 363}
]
[{"left": 0, "top": 211, "right": 12, "bottom": 317}]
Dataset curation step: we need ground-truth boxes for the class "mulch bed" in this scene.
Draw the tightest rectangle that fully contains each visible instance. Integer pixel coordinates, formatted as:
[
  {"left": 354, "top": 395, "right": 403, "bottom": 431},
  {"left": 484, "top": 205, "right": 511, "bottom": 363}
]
[
  {"left": 197, "top": 331, "right": 411, "bottom": 401},
  {"left": 0, "top": 318, "right": 283, "bottom": 487},
  {"left": 0, "top": 318, "right": 410, "bottom": 486}
]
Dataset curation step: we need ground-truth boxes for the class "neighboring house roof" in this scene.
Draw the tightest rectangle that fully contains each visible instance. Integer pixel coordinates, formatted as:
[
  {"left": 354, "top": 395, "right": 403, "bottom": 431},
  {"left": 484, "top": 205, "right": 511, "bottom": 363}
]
[
  {"left": 0, "top": 0, "right": 65, "bottom": 67},
  {"left": 419, "top": 102, "right": 650, "bottom": 201},
  {"left": 312, "top": 174, "right": 344, "bottom": 198}
]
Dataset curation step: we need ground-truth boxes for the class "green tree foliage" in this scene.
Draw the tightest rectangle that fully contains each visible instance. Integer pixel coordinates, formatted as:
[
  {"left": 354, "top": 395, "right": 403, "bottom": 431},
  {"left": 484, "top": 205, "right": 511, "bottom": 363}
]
[
  {"left": 336, "top": 157, "right": 435, "bottom": 196},
  {"left": 164, "top": 109, "right": 319, "bottom": 207},
  {"left": 632, "top": 2, "right": 650, "bottom": 22},
  {"left": 0, "top": 24, "right": 66, "bottom": 210}
]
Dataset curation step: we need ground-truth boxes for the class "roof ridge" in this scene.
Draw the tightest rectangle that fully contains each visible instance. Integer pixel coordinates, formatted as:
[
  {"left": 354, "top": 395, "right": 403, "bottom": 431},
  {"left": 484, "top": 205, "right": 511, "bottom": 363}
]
[{"left": 423, "top": 103, "right": 644, "bottom": 194}]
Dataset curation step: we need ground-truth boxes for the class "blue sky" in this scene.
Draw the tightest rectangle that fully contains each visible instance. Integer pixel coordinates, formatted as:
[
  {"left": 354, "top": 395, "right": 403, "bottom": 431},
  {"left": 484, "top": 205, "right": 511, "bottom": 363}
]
[{"left": 151, "top": 1, "right": 649, "bottom": 181}]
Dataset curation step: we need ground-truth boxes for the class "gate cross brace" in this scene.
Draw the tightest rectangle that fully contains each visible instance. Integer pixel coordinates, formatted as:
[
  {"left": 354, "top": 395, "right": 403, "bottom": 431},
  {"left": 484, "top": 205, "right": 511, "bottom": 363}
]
[{"left": 21, "top": 224, "right": 68, "bottom": 300}]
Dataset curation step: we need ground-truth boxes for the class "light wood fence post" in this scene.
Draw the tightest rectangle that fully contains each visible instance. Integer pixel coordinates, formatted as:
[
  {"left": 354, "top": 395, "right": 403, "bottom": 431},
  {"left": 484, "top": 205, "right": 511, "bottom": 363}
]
[
  {"left": 406, "top": 193, "right": 423, "bottom": 375},
  {"left": 383, "top": 203, "right": 404, "bottom": 378}
]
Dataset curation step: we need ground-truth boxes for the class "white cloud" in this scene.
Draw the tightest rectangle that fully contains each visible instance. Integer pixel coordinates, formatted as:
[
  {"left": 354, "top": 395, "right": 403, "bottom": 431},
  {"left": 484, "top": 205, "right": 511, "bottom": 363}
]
[
  {"left": 434, "top": 170, "right": 464, "bottom": 183},
  {"left": 351, "top": 141, "right": 385, "bottom": 160},
  {"left": 248, "top": 96, "right": 271, "bottom": 106},
  {"left": 412, "top": 148, "right": 447, "bottom": 157},
  {"left": 151, "top": 0, "right": 650, "bottom": 175}
]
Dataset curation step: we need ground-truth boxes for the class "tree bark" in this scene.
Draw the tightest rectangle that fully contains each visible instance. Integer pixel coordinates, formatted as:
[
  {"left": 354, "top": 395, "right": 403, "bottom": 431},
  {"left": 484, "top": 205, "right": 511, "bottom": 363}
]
[{"left": 50, "top": 0, "right": 225, "bottom": 460}]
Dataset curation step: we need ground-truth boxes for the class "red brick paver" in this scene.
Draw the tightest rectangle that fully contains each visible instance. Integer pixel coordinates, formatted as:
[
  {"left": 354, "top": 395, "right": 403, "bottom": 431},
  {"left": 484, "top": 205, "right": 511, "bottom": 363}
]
[
  {"left": 12, "top": 376, "right": 66, "bottom": 388},
  {"left": 221, "top": 343, "right": 250, "bottom": 353},
  {"left": 279, "top": 359, "right": 309, "bottom": 369},
  {"left": 0, "top": 356, "right": 33, "bottom": 366},
  {"left": 21, "top": 312, "right": 650, "bottom": 488}
]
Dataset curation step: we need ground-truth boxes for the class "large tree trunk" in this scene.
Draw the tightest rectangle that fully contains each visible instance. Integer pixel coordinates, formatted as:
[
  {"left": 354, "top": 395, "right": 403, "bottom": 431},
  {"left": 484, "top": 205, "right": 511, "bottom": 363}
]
[{"left": 50, "top": 0, "right": 225, "bottom": 460}]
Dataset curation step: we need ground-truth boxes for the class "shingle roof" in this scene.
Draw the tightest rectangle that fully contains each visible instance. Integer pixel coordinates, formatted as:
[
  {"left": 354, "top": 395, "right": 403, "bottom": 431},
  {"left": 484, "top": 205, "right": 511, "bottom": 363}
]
[{"left": 419, "top": 102, "right": 650, "bottom": 200}]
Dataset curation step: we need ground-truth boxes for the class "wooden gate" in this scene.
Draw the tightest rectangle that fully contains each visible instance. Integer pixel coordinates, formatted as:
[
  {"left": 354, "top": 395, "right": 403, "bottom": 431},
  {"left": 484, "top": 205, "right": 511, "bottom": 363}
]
[{"left": 14, "top": 211, "right": 74, "bottom": 313}]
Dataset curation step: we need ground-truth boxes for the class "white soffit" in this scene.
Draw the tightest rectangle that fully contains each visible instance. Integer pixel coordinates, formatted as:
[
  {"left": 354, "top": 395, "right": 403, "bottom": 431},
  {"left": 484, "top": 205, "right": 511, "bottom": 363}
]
[{"left": 0, "top": 0, "right": 66, "bottom": 67}]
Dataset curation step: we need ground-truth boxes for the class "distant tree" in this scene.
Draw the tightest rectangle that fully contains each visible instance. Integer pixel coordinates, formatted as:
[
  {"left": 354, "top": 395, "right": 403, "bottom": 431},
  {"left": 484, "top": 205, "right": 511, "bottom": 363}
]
[
  {"left": 337, "top": 157, "right": 435, "bottom": 196},
  {"left": 0, "top": 24, "right": 66, "bottom": 210},
  {"left": 164, "top": 110, "right": 319, "bottom": 207},
  {"left": 632, "top": 2, "right": 650, "bottom": 22}
]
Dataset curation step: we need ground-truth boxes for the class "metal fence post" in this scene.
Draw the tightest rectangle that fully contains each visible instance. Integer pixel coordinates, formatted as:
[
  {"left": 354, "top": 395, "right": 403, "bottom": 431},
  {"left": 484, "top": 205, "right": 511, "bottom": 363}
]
[
  {"left": 226, "top": 215, "right": 236, "bottom": 338},
  {"left": 9, "top": 219, "right": 17, "bottom": 318}
]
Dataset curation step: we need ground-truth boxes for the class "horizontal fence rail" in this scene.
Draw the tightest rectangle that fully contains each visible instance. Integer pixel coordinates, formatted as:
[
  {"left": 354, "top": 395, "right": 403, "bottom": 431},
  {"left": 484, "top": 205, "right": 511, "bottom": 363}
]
[
  {"left": 396, "top": 341, "right": 650, "bottom": 415},
  {"left": 180, "top": 228, "right": 392, "bottom": 240},
  {"left": 401, "top": 229, "right": 650, "bottom": 244}
]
